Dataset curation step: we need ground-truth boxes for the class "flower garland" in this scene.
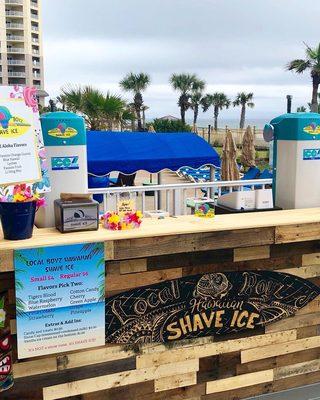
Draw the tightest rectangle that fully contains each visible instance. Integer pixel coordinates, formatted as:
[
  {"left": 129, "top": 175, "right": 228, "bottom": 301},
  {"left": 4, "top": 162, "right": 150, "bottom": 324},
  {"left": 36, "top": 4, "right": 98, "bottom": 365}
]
[
  {"left": 0, "top": 184, "right": 46, "bottom": 208},
  {"left": 101, "top": 211, "right": 142, "bottom": 230}
]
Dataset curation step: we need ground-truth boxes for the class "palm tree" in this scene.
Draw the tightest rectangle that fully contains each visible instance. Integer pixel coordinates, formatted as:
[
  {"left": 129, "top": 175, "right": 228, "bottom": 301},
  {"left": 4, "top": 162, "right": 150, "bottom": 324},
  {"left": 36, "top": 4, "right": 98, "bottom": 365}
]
[
  {"left": 119, "top": 72, "right": 150, "bottom": 131},
  {"left": 61, "top": 85, "right": 129, "bottom": 130},
  {"left": 202, "top": 92, "right": 231, "bottom": 131},
  {"left": 170, "top": 73, "right": 204, "bottom": 124},
  {"left": 287, "top": 43, "right": 320, "bottom": 112},
  {"left": 190, "top": 79, "right": 206, "bottom": 130},
  {"left": 233, "top": 92, "right": 254, "bottom": 129}
]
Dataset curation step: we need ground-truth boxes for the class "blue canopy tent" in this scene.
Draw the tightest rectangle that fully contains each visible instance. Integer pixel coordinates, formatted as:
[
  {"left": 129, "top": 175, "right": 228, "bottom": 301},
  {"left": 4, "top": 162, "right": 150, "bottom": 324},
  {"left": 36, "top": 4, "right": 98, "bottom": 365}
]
[{"left": 87, "top": 131, "right": 220, "bottom": 177}]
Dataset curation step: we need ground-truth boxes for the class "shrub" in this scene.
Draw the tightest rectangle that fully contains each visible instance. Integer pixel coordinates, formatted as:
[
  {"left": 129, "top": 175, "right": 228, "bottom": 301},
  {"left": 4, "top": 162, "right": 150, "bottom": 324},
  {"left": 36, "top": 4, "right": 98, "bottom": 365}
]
[{"left": 150, "top": 119, "right": 192, "bottom": 132}]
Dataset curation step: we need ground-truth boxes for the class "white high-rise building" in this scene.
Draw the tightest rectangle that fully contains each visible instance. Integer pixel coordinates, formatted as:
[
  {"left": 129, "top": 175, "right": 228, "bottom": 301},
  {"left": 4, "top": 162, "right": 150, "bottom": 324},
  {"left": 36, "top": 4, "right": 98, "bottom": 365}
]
[{"left": 0, "top": 0, "right": 46, "bottom": 104}]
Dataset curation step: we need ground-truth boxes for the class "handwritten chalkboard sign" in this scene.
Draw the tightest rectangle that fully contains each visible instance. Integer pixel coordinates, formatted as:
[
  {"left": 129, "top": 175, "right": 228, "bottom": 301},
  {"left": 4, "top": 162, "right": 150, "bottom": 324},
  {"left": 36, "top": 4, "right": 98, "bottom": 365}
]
[{"left": 105, "top": 271, "right": 320, "bottom": 344}]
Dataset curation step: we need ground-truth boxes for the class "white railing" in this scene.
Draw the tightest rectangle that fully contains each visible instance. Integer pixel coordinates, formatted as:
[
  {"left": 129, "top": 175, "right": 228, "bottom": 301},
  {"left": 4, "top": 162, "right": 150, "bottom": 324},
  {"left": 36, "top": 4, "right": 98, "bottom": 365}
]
[
  {"left": 6, "top": 23, "right": 24, "bottom": 29},
  {"left": 7, "top": 47, "right": 24, "bottom": 53},
  {"left": 7, "top": 35, "right": 24, "bottom": 41},
  {"left": 88, "top": 178, "right": 272, "bottom": 215},
  {"left": 5, "top": 10, "right": 23, "bottom": 17},
  {"left": 8, "top": 71, "right": 25, "bottom": 77},
  {"left": 5, "top": 0, "right": 23, "bottom": 4},
  {"left": 7, "top": 59, "right": 25, "bottom": 65}
]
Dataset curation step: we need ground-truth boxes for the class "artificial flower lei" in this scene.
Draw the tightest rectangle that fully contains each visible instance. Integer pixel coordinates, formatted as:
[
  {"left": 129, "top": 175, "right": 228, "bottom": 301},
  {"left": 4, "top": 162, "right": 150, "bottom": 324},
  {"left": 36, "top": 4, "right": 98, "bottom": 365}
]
[
  {"left": 0, "top": 184, "right": 46, "bottom": 208},
  {"left": 101, "top": 211, "right": 142, "bottom": 230}
]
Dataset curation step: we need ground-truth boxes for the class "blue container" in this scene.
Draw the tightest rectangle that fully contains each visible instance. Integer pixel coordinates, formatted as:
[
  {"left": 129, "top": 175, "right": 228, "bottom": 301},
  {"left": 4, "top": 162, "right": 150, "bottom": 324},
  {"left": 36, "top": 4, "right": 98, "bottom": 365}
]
[{"left": 0, "top": 201, "right": 36, "bottom": 240}]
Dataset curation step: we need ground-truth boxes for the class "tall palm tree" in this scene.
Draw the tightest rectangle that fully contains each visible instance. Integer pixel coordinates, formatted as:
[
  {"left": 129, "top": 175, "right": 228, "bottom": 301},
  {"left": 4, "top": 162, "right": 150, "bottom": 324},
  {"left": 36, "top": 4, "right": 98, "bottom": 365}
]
[
  {"left": 170, "top": 73, "right": 204, "bottom": 124},
  {"left": 233, "top": 92, "right": 254, "bottom": 129},
  {"left": 190, "top": 80, "right": 206, "bottom": 130},
  {"left": 102, "top": 93, "right": 127, "bottom": 130},
  {"left": 287, "top": 43, "right": 320, "bottom": 112},
  {"left": 119, "top": 72, "right": 150, "bottom": 131},
  {"left": 202, "top": 92, "right": 231, "bottom": 131},
  {"left": 297, "top": 106, "right": 307, "bottom": 112}
]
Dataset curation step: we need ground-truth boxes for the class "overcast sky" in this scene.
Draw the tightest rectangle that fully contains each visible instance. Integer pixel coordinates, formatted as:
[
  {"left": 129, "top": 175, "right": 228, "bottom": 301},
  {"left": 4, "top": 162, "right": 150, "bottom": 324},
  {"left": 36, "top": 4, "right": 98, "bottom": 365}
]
[{"left": 42, "top": 0, "right": 320, "bottom": 123}]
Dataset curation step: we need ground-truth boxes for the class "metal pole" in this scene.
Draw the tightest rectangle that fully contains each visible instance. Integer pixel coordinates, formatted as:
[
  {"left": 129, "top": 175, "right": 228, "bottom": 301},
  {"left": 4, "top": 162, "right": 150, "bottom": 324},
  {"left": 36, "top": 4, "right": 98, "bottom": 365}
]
[
  {"left": 286, "top": 95, "right": 292, "bottom": 113},
  {"left": 157, "top": 172, "right": 162, "bottom": 210}
]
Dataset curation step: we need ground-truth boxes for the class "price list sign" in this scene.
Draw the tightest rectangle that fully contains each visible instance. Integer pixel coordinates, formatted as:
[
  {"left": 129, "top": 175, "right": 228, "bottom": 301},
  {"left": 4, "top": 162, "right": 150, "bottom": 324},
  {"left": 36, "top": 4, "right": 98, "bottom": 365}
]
[{"left": 15, "top": 243, "right": 105, "bottom": 358}]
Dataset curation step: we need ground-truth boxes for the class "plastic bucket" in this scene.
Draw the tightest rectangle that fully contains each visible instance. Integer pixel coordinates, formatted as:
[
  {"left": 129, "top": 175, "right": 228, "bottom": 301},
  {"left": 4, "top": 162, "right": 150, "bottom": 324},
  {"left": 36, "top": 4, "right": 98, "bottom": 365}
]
[{"left": 0, "top": 201, "right": 36, "bottom": 240}]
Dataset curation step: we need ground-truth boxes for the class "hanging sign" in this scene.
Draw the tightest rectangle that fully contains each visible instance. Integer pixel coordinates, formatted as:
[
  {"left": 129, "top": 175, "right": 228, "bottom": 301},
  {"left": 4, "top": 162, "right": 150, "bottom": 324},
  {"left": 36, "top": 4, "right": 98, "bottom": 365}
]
[
  {"left": 15, "top": 243, "right": 105, "bottom": 358},
  {"left": 0, "top": 85, "right": 50, "bottom": 192},
  {"left": 105, "top": 271, "right": 320, "bottom": 344}
]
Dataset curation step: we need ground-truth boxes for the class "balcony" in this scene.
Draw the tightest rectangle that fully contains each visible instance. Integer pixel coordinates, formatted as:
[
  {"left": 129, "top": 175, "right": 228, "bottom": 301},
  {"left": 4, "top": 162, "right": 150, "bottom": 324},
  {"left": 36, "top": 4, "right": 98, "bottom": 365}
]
[
  {"left": 32, "top": 49, "right": 40, "bottom": 55},
  {"left": 5, "top": 0, "right": 23, "bottom": 4},
  {"left": 7, "top": 59, "right": 25, "bottom": 65},
  {"left": 5, "top": 10, "right": 23, "bottom": 17},
  {"left": 7, "top": 47, "right": 24, "bottom": 54},
  {"left": 7, "top": 35, "right": 24, "bottom": 41},
  {"left": 31, "top": 0, "right": 38, "bottom": 8},
  {"left": 31, "top": 25, "right": 39, "bottom": 32},
  {"left": 8, "top": 71, "right": 26, "bottom": 78},
  {"left": 6, "top": 23, "right": 24, "bottom": 29},
  {"left": 31, "top": 13, "right": 39, "bottom": 20},
  {"left": 32, "top": 38, "right": 39, "bottom": 44}
]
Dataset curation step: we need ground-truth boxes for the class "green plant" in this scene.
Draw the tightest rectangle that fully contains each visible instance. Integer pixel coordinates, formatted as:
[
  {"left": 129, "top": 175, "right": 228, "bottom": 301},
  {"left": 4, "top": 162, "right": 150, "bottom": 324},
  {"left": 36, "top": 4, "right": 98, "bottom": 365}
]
[
  {"left": 233, "top": 92, "right": 255, "bottom": 129},
  {"left": 120, "top": 72, "right": 151, "bottom": 131},
  {"left": 169, "top": 73, "right": 204, "bottom": 124},
  {"left": 150, "top": 119, "right": 192, "bottom": 132},
  {"left": 202, "top": 92, "right": 231, "bottom": 131},
  {"left": 287, "top": 43, "right": 320, "bottom": 112}
]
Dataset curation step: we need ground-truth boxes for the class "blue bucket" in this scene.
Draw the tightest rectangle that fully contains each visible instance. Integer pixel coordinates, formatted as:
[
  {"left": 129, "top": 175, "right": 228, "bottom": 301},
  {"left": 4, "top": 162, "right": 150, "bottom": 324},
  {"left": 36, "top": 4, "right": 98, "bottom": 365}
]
[{"left": 0, "top": 201, "right": 36, "bottom": 240}]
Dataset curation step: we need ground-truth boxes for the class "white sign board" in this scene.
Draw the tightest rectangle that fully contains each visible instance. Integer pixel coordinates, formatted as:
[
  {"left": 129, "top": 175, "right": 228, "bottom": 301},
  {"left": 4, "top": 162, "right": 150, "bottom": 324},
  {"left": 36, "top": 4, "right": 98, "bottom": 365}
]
[{"left": 0, "top": 86, "right": 49, "bottom": 190}]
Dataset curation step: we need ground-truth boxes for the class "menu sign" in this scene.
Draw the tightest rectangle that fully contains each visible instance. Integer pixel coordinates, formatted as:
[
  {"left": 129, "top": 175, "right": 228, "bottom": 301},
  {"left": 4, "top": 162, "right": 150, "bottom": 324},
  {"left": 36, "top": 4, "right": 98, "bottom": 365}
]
[
  {"left": 105, "top": 271, "right": 320, "bottom": 344},
  {"left": 15, "top": 243, "right": 105, "bottom": 358}
]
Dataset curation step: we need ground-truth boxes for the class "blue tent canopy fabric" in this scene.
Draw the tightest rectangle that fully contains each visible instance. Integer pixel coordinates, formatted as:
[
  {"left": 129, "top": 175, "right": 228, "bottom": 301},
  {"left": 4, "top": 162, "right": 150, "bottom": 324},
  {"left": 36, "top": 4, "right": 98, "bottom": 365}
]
[{"left": 87, "top": 131, "right": 220, "bottom": 176}]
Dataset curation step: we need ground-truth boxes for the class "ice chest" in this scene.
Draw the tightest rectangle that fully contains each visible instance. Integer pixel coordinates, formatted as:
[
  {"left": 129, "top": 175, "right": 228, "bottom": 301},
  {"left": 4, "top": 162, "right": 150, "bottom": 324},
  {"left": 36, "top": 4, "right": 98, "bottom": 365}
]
[{"left": 54, "top": 198, "right": 99, "bottom": 233}]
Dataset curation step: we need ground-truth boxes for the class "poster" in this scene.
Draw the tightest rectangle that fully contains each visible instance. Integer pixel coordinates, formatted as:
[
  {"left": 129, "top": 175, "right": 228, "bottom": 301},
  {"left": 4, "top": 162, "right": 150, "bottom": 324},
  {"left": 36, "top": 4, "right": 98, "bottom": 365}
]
[
  {"left": 15, "top": 243, "right": 105, "bottom": 358},
  {"left": 0, "top": 85, "right": 50, "bottom": 192},
  {"left": 105, "top": 271, "right": 320, "bottom": 343}
]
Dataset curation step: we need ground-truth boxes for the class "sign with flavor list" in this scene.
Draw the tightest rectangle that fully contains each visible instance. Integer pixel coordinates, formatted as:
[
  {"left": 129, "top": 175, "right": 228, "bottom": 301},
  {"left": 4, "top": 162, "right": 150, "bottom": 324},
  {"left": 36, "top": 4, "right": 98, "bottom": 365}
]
[
  {"left": 105, "top": 271, "right": 320, "bottom": 344},
  {"left": 15, "top": 243, "right": 105, "bottom": 358},
  {"left": 0, "top": 85, "right": 50, "bottom": 192}
]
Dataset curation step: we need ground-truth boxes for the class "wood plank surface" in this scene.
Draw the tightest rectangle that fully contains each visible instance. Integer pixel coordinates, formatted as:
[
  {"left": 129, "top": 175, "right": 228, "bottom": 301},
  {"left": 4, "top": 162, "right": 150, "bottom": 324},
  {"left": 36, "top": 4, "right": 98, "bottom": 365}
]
[
  {"left": 265, "top": 312, "right": 320, "bottom": 333},
  {"left": 206, "top": 370, "right": 274, "bottom": 394},
  {"left": 42, "top": 359, "right": 199, "bottom": 400},
  {"left": 0, "top": 208, "right": 318, "bottom": 253},
  {"left": 234, "top": 246, "right": 270, "bottom": 262},
  {"left": 154, "top": 372, "right": 197, "bottom": 392},
  {"left": 136, "top": 330, "right": 297, "bottom": 369},
  {"left": 275, "top": 222, "right": 320, "bottom": 244},
  {"left": 241, "top": 335, "right": 320, "bottom": 363}
]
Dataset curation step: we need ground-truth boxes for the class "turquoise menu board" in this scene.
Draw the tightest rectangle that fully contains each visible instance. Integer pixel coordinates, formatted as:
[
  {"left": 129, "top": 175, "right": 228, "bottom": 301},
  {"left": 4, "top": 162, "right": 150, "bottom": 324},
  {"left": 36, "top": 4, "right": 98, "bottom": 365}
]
[{"left": 15, "top": 243, "right": 105, "bottom": 358}]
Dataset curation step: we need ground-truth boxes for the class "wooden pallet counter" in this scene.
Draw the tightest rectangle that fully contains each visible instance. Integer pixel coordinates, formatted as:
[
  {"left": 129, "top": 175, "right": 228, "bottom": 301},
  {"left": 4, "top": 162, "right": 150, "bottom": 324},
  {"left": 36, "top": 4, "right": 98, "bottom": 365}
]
[{"left": 1, "top": 208, "right": 320, "bottom": 400}]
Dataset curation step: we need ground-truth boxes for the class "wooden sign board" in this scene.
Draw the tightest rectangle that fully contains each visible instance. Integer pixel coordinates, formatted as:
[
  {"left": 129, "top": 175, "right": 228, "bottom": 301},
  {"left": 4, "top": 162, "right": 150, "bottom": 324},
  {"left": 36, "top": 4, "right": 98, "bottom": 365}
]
[{"left": 105, "top": 271, "right": 320, "bottom": 344}]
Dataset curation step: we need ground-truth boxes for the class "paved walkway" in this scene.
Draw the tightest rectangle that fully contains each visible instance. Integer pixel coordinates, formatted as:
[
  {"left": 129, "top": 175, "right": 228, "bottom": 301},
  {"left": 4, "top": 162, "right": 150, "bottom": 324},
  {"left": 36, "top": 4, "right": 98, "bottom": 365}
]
[{"left": 246, "top": 383, "right": 320, "bottom": 400}]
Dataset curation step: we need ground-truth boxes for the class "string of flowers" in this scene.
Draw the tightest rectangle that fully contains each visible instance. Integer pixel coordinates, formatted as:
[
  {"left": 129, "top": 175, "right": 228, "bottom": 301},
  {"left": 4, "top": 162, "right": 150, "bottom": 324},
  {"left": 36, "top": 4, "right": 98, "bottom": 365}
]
[
  {"left": 101, "top": 211, "right": 142, "bottom": 230},
  {"left": 0, "top": 184, "right": 46, "bottom": 208}
]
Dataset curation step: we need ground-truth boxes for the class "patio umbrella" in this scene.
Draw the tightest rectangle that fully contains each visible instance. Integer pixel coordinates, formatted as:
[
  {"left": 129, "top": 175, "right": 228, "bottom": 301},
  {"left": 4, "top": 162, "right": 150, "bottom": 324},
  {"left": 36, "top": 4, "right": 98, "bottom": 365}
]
[
  {"left": 241, "top": 125, "right": 256, "bottom": 168},
  {"left": 221, "top": 129, "right": 240, "bottom": 181}
]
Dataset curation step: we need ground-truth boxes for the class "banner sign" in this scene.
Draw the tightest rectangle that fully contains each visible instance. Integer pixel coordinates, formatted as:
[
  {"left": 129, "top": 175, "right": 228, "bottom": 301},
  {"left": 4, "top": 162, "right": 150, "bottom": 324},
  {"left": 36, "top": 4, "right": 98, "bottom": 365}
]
[
  {"left": 0, "top": 85, "right": 50, "bottom": 192},
  {"left": 105, "top": 271, "right": 320, "bottom": 344},
  {"left": 15, "top": 243, "right": 105, "bottom": 358}
]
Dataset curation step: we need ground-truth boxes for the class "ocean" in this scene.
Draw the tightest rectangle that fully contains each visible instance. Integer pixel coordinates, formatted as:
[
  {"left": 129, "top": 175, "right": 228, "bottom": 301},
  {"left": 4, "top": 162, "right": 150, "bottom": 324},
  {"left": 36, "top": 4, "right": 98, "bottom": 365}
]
[{"left": 191, "top": 118, "right": 269, "bottom": 129}]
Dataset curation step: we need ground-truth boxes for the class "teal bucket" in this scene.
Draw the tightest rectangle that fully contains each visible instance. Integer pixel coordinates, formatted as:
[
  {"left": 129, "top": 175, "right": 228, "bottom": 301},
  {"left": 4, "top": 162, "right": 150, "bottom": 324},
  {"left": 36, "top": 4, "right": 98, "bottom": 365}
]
[{"left": 0, "top": 201, "right": 36, "bottom": 240}]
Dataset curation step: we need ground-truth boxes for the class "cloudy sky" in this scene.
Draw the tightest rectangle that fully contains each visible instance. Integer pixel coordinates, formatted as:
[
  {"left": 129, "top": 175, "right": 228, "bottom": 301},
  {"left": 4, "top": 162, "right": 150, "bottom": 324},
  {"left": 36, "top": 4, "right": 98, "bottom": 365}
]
[{"left": 42, "top": 0, "right": 320, "bottom": 124}]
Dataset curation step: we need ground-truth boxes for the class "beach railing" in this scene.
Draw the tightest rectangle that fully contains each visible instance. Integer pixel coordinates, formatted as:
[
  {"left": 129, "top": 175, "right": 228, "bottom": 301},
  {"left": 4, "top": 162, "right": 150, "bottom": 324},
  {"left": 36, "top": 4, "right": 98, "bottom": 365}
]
[
  {"left": 197, "top": 127, "right": 265, "bottom": 147},
  {"left": 88, "top": 178, "right": 272, "bottom": 216}
]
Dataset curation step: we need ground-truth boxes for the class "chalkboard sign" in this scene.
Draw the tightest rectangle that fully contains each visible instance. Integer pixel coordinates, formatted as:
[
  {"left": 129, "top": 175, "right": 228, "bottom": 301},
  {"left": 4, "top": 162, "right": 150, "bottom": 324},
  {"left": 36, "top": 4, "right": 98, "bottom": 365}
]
[{"left": 105, "top": 271, "right": 320, "bottom": 344}]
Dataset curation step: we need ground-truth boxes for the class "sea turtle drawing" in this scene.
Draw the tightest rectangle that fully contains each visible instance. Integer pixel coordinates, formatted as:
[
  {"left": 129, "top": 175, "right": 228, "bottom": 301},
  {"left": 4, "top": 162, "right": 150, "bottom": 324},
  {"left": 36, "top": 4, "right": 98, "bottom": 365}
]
[
  {"left": 0, "top": 107, "right": 12, "bottom": 129},
  {"left": 194, "top": 273, "right": 232, "bottom": 300}
]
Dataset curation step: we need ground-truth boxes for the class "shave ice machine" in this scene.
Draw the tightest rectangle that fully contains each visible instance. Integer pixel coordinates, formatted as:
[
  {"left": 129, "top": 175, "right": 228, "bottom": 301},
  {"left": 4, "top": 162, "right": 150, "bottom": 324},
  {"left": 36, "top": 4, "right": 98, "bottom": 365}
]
[
  {"left": 264, "top": 112, "right": 320, "bottom": 209},
  {"left": 36, "top": 112, "right": 88, "bottom": 227}
]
